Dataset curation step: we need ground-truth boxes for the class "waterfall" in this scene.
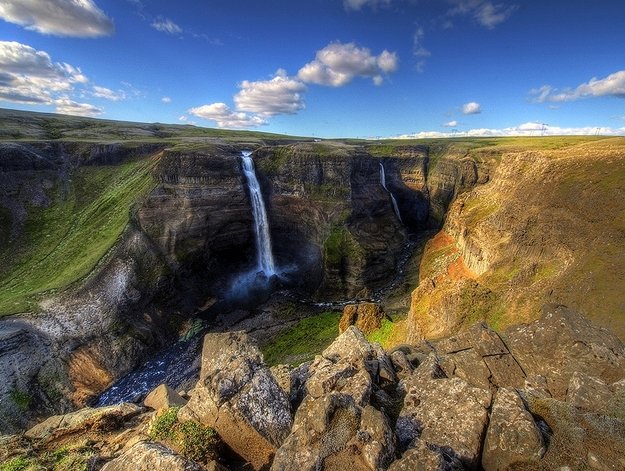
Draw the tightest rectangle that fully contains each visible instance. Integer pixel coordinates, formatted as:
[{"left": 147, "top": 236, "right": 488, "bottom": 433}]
[
  {"left": 379, "top": 162, "right": 403, "bottom": 224},
  {"left": 241, "top": 151, "right": 276, "bottom": 276}
]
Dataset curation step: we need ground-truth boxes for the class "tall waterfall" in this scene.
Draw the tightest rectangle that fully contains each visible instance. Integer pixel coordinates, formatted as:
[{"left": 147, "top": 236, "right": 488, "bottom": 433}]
[
  {"left": 379, "top": 162, "right": 403, "bottom": 224},
  {"left": 241, "top": 151, "right": 276, "bottom": 276}
]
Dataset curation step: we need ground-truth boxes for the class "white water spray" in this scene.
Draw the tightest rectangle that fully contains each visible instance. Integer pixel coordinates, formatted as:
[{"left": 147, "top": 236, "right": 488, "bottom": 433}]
[
  {"left": 241, "top": 151, "right": 276, "bottom": 275},
  {"left": 379, "top": 162, "right": 403, "bottom": 224}
]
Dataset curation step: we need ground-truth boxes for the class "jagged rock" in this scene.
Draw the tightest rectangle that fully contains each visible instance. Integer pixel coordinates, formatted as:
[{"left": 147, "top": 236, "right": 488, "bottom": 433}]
[
  {"left": 100, "top": 441, "right": 204, "bottom": 471},
  {"left": 24, "top": 403, "right": 143, "bottom": 440},
  {"left": 389, "top": 350, "right": 414, "bottom": 381},
  {"left": 388, "top": 441, "right": 463, "bottom": 471},
  {"left": 523, "top": 374, "right": 552, "bottom": 398},
  {"left": 271, "top": 393, "right": 394, "bottom": 471},
  {"left": 270, "top": 365, "right": 293, "bottom": 397},
  {"left": 482, "top": 388, "right": 545, "bottom": 471},
  {"left": 566, "top": 372, "right": 613, "bottom": 412},
  {"left": 482, "top": 353, "right": 526, "bottom": 389},
  {"left": 397, "top": 366, "right": 491, "bottom": 469},
  {"left": 439, "top": 348, "right": 491, "bottom": 390},
  {"left": 144, "top": 384, "right": 187, "bottom": 411},
  {"left": 305, "top": 358, "right": 372, "bottom": 406},
  {"left": 436, "top": 322, "right": 508, "bottom": 356},
  {"left": 179, "top": 332, "right": 291, "bottom": 471},
  {"left": 339, "top": 303, "right": 387, "bottom": 335},
  {"left": 504, "top": 304, "right": 625, "bottom": 399},
  {"left": 359, "top": 405, "right": 396, "bottom": 470}
]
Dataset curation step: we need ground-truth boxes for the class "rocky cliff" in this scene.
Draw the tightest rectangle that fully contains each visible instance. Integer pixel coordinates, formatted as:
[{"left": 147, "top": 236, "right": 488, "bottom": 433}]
[
  {"left": 5, "top": 304, "right": 624, "bottom": 470},
  {"left": 406, "top": 139, "right": 625, "bottom": 342}
]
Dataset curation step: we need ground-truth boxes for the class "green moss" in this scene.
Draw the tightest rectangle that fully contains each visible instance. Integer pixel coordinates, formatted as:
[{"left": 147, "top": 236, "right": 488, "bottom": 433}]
[
  {"left": 10, "top": 389, "right": 32, "bottom": 411},
  {"left": 367, "top": 318, "right": 395, "bottom": 347},
  {"left": 0, "top": 457, "right": 32, "bottom": 471},
  {"left": 261, "top": 311, "right": 341, "bottom": 366},
  {"left": 323, "top": 226, "right": 364, "bottom": 267},
  {"left": 0, "top": 156, "right": 158, "bottom": 316},
  {"left": 458, "top": 281, "right": 505, "bottom": 328},
  {"left": 149, "top": 406, "right": 180, "bottom": 441},
  {"left": 0, "top": 206, "right": 11, "bottom": 248}
]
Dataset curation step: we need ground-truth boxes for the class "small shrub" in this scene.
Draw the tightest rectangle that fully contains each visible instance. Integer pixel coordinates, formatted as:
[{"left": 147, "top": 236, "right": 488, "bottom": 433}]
[
  {"left": 149, "top": 406, "right": 180, "bottom": 440},
  {"left": 177, "top": 420, "right": 220, "bottom": 462}
]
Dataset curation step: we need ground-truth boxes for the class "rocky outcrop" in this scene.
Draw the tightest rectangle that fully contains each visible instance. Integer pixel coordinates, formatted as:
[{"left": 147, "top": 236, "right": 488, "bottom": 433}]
[
  {"left": 12, "top": 304, "right": 625, "bottom": 470},
  {"left": 481, "top": 388, "right": 545, "bottom": 470},
  {"left": 179, "top": 332, "right": 292, "bottom": 470},
  {"left": 339, "top": 302, "right": 387, "bottom": 335},
  {"left": 100, "top": 441, "right": 205, "bottom": 471},
  {"left": 144, "top": 384, "right": 188, "bottom": 411}
]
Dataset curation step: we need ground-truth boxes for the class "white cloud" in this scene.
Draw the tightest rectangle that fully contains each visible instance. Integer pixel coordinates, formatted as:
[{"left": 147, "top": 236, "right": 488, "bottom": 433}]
[
  {"left": 188, "top": 102, "right": 266, "bottom": 129},
  {"left": 0, "top": 0, "right": 114, "bottom": 37},
  {"left": 234, "top": 69, "right": 306, "bottom": 116},
  {"left": 178, "top": 115, "right": 187, "bottom": 121},
  {"left": 343, "top": 0, "right": 391, "bottom": 11},
  {"left": 396, "top": 122, "right": 625, "bottom": 139},
  {"left": 161, "top": 96, "right": 172, "bottom": 103},
  {"left": 298, "top": 42, "right": 398, "bottom": 87},
  {"left": 151, "top": 17, "right": 182, "bottom": 34},
  {"left": 92, "top": 85, "right": 125, "bottom": 101},
  {"left": 462, "top": 101, "right": 482, "bottom": 114},
  {"left": 413, "top": 26, "right": 430, "bottom": 58},
  {"left": 443, "top": 120, "right": 458, "bottom": 127},
  {"left": 530, "top": 70, "right": 625, "bottom": 103},
  {"left": 0, "top": 41, "right": 87, "bottom": 103},
  {"left": 448, "top": 0, "right": 517, "bottom": 29},
  {"left": 54, "top": 97, "right": 102, "bottom": 117}
]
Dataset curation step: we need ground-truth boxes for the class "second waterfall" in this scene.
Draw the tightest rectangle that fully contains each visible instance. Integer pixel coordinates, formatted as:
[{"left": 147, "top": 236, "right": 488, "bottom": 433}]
[{"left": 241, "top": 151, "right": 277, "bottom": 276}]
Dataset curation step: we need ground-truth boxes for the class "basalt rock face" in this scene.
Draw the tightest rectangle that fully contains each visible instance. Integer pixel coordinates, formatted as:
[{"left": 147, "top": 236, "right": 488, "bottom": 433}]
[
  {"left": 254, "top": 143, "right": 478, "bottom": 299},
  {"left": 136, "top": 147, "right": 256, "bottom": 290}
]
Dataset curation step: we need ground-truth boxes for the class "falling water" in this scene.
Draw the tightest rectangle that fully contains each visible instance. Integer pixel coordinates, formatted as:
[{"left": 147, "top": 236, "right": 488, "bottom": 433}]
[
  {"left": 241, "top": 151, "right": 276, "bottom": 275},
  {"left": 379, "top": 162, "right": 403, "bottom": 224}
]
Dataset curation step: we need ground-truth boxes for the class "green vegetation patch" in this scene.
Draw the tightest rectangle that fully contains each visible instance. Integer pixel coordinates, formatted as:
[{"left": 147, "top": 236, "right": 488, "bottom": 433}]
[
  {"left": 367, "top": 318, "right": 395, "bottom": 347},
  {"left": 0, "top": 156, "right": 158, "bottom": 315},
  {"left": 324, "top": 226, "right": 364, "bottom": 267},
  {"left": 10, "top": 389, "right": 31, "bottom": 412},
  {"left": 458, "top": 281, "right": 505, "bottom": 330},
  {"left": 149, "top": 407, "right": 220, "bottom": 462},
  {"left": 261, "top": 311, "right": 341, "bottom": 366},
  {"left": 0, "top": 445, "right": 94, "bottom": 471}
]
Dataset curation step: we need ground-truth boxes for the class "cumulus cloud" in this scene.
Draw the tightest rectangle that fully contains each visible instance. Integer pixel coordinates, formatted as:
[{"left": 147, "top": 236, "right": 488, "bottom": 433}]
[
  {"left": 54, "top": 97, "right": 102, "bottom": 117},
  {"left": 188, "top": 102, "right": 266, "bottom": 129},
  {"left": 0, "top": 41, "right": 113, "bottom": 116},
  {"left": 235, "top": 69, "right": 306, "bottom": 116},
  {"left": 92, "top": 85, "right": 125, "bottom": 101},
  {"left": 161, "top": 96, "right": 172, "bottom": 103},
  {"left": 448, "top": 0, "right": 517, "bottom": 29},
  {"left": 530, "top": 70, "right": 625, "bottom": 103},
  {"left": 0, "top": 0, "right": 114, "bottom": 37},
  {"left": 298, "top": 42, "right": 398, "bottom": 87},
  {"left": 343, "top": 0, "right": 391, "bottom": 11},
  {"left": 443, "top": 120, "right": 458, "bottom": 127},
  {"left": 0, "top": 41, "right": 88, "bottom": 104},
  {"left": 396, "top": 122, "right": 625, "bottom": 139},
  {"left": 151, "top": 17, "right": 182, "bottom": 34},
  {"left": 462, "top": 101, "right": 482, "bottom": 114}
]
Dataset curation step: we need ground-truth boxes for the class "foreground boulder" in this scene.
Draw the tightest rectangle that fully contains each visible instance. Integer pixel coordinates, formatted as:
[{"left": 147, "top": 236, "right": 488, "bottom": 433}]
[
  {"left": 179, "top": 332, "right": 292, "bottom": 470},
  {"left": 144, "top": 384, "right": 188, "bottom": 411},
  {"left": 397, "top": 355, "right": 492, "bottom": 469},
  {"left": 481, "top": 388, "right": 545, "bottom": 470},
  {"left": 101, "top": 441, "right": 204, "bottom": 471}
]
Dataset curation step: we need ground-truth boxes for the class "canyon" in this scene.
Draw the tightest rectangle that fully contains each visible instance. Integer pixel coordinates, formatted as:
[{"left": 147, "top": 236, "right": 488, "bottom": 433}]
[{"left": 0, "top": 109, "right": 624, "bottom": 469}]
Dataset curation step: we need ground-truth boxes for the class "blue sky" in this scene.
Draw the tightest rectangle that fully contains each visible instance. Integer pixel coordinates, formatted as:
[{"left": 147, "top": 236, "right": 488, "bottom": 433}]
[{"left": 0, "top": 0, "right": 624, "bottom": 138}]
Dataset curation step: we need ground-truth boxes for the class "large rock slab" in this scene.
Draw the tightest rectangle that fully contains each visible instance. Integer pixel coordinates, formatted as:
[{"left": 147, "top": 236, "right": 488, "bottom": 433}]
[
  {"left": 100, "top": 441, "right": 203, "bottom": 471},
  {"left": 388, "top": 441, "right": 463, "bottom": 471},
  {"left": 271, "top": 394, "right": 395, "bottom": 471},
  {"left": 566, "top": 371, "right": 613, "bottom": 412},
  {"left": 397, "top": 360, "right": 491, "bottom": 469},
  {"left": 25, "top": 403, "right": 143, "bottom": 440},
  {"left": 482, "top": 388, "right": 545, "bottom": 471},
  {"left": 180, "top": 332, "right": 291, "bottom": 470},
  {"left": 504, "top": 304, "right": 625, "bottom": 398}
]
